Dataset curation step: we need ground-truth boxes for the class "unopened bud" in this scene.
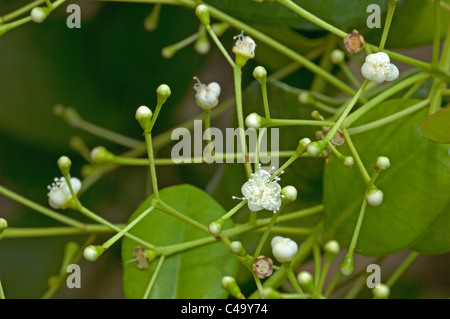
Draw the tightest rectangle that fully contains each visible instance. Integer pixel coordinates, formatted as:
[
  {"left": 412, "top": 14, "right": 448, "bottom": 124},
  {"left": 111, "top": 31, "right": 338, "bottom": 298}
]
[
  {"left": 375, "top": 156, "right": 390, "bottom": 171},
  {"left": 83, "top": 245, "right": 104, "bottom": 262},
  {"left": 90, "top": 146, "right": 115, "bottom": 164},
  {"left": 135, "top": 105, "right": 153, "bottom": 131},
  {"left": 157, "top": 84, "right": 171, "bottom": 105},
  {"left": 221, "top": 276, "right": 244, "bottom": 298},
  {"left": 245, "top": 113, "right": 263, "bottom": 129},
  {"left": 0, "top": 218, "right": 8, "bottom": 235},
  {"left": 296, "top": 138, "right": 311, "bottom": 155},
  {"left": 281, "top": 185, "right": 298, "bottom": 204},
  {"left": 343, "top": 156, "right": 355, "bottom": 167},
  {"left": 262, "top": 287, "right": 281, "bottom": 299},
  {"left": 209, "top": 219, "right": 224, "bottom": 236},
  {"left": 324, "top": 240, "right": 340, "bottom": 261},
  {"left": 372, "top": 283, "right": 390, "bottom": 299},
  {"left": 366, "top": 188, "right": 384, "bottom": 206},
  {"left": 297, "top": 271, "right": 315, "bottom": 294},
  {"left": 57, "top": 156, "right": 72, "bottom": 176},
  {"left": 230, "top": 241, "right": 246, "bottom": 257},
  {"left": 195, "top": 4, "right": 210, "bottom": 26},
  {"left": 330, "top": 49, "right": 346, "bottom": 64},
  {"left": 253, "top": 66, "right": 267, "bottom": 84}
]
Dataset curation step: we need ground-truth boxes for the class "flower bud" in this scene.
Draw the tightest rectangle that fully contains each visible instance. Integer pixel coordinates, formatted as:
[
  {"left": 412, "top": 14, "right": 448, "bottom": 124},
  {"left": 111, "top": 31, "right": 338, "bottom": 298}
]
[
  {"left": 57, "top": 156, "right": 72, "bottom": 176},
  {"left": 30, "top": 7, "right": 49, "bottom": 23},
  {"left": 296, "top": 137, "right": 311, "bottom": 155},
  {"left": 262, "top": 287, "right": 281, "bottom": 299},
  {"left": 195, "top": 4, "right": 210, "bottom": 26},
  {"left": 230, "top": 241, "right": 246, "bottom": 257},
  {"left": 298, "top": 92, "right": 315, "bottom": 105},
  {"left": 221, "top": 276, "right": 244, "bottom": 298},
  {"left": 376, "top": 156, "right": 390, "bottom": 171},
  {"left": 343, "top": 156, "right": 355, "bottom": 167},
  {"left": 297, "top": 271, "right": 315, "bottom": 294},
  {"left": 0, "top": 218, "right": 8, "bottom": 235},
  {"left": 366, "top": 188, "right": 384, "bottom": 206},
  {"left": 281, "top": 185, "right": 297, "bottom": 204},
  {"left": 324, "top": 240, "right": 340, "bottom": 262},
  {"left": 156, "top": 84, "right": 171, "bottom": 105},
  {"left": 135, "top": 105, "right": 153, "bottom": 131},
  {"left": 253, "top": 66, "right": 267, "bottom": 84},
  {"left": 330, "top": 49, "right": 346, "bottom": 64},
  {"left": 307, "top": 140, "right": 326, "bottom": 157},
  {"left": 372, "top": 283, "right": 390, "bottom": 299},
  {"left": 253, "top": 256, "right": 273, "bottom": 279},
  {"left": 83, "top": 245, "right": 104, "bottom": 262},
  {"left": 90, "top": 146, "right": 115, "bottom": 164},
  {"left": 208, "top": 219, "right": 224, "bottom": 236},
  {"left": 195, "top": 34, "right": 210, "bottom": 55},
  {"left": 245, "top": 113, "right": 263, "bottom": 129},
  {"left": 271, "top": 236, "right": 298, "bottom": 263},
  {"left": 340, "top": 255, "right": 354, "bottom": 276}
]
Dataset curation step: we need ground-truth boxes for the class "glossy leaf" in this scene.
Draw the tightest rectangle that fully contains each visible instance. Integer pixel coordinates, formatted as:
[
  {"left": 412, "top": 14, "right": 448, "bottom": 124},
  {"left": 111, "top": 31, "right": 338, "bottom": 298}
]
[
  {"left": 364, "top": 0, "right": 450, "bottom": 48},
  {"left": 122, "top": 184, "right": 239, "bottom": 298},
  {"left": 323, "top": 99, "right": 450, "bottom": 256},
  {"left": 421, "top": 108, "right": 450, "bottom": 144}
]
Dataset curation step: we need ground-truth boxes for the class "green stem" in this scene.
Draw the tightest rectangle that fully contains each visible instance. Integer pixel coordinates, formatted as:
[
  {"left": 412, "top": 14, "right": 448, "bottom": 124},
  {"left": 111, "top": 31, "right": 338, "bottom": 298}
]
[
  {"left": 347, "top": 99, "right": 430, "bottom": 135},
  {"left": 102, "top": 206, "right": 155, "bottom": 250},
  {"left": 432, "top": 0, "right": 441, "bottom": 68},
  {"left": 338, "top": 62, "right": 362, "bottom": 89},
  {"left": 284, "top": 264, "right": 304, "bottom": 295},
  {"left": 203, "top": 109, "right": 214, "bottom": 156},
  {"left": 144, "top": 132, "right": 160, "bottom": 199},
  {"left": 156, "top": 200, "right": 209, "bottom": 234},
  {"left": 264, "top": 118, "right": 335, "bottom": 128},
  {"left": 79, "top": 206, "right": 155, "bottom": 249},
  {"left": 270, "top": 152, "right": 300, "bottom": 178},
  {"left": 402, "top": 79, "right": 426, "bottom": 99},
  {"left": 0, "top": 280, "right": 5, "bottom": 299},
  {"left": 323, "top": 79, "right": 369, "bottom": 145},
  {"left": 261, "top": 82, "right": 271, "bottom": 120},
  {"left": 0, "top": 0, "right": 45, "bottom": 23},
  {"left": 317, "top": 260, "right": 331, "bottom": 295},
  {"left": 276, "top": 0, "right": 347, "bottom": 38},
  {"left": 205, "top": 24, "right": 235, "bottom": 68},
  {"left": 378, "top": 1, "right": 398, "bottom": 51},
  {"left": 0, "top": 184, "right": 85, "bottom": 229},
  {"left": 253, "top": 209, "right": 282, "bottom": 259},
  {"left": 220, "top": 200, "right": 248, "bottom": 222},
  {"left": 386, "top": 251, "right": 420, "bottom": 287},
  {"left": 142, "top": 255, "right": 166, "bottom": 299},
  {"left": 341, "top": 199, "right": 367, "bottom": 275},
  {"left": 2, "top": 224, "right": 122, "bottom": 238},
  {"left": 233, "top": 65, "right": 253, "bottom": 178},
  {"left": 313, "top": 244, "right": 322, "bottom": 289},
  {"left": 310, "top": 36, "right": 337, "bottom": 93},
  {"left": 344, "top": 72, "right": 430, "bottom": 127}
]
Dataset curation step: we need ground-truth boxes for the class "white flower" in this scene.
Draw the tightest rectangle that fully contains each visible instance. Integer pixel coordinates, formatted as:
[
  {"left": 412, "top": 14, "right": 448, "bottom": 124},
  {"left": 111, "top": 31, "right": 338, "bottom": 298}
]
[
  {"left": 271, "top": 236, "right": 298, "bottom": 262},
  {"left": 47, "top": 176, "right": 81, "bottom": 209},
  {"left": 193, "top": 77, "right": 221, "bottom": 110},
  {"left": 361, "top": 52, "right": 399, "bottom": 83},
  {"left": 237, "top": 165, "right": 282, "bottom": 213},
  {"left": 232, "top": 31, "right": 256, "bottom": 59},
  {"left": 376, "top": 156, "right": 390, "bottom": 170}
]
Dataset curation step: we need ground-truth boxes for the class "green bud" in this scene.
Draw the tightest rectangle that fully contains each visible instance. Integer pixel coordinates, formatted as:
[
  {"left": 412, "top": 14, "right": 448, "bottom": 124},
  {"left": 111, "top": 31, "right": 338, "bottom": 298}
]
[
  {"left": 253, "top": 66, "right": 267, "bottom": 84},
  {"left": 57, "top": 156, "right": 72, "bottom": 176},
  {"left": 245, "top": 113, "right": 263, "bottom": 129},
  {"left": 69, "top": 136, "right": 88, "bottom": 153},
  {"left": 330, "top": 49, "right": 345, "bottom": 64},
  {"left": 64, "top": 241, "right": 80, "bottom": 258},
  {"left": 262, "top": 287, "right": 281, "bottom": 299},
  {"left": 156, "top": 84, "right": 171, "bottom": 105},
  {"left": 281, "top": 185, "right": 298, "bottom": 204},
  {"left": 144, "top": 4, "right": 161, "bottom": 31},
  {"left": 372, "top": 283, "right": 390, "bottom": 299},
  {"left": 0, "top": 218, "right": 8, "bottom": 235},
  {"left": 195, "top": 4, "right": 210, "bottom": 26},
  {"left": 53, "top": 105, "right": 82, "bottom": 128},
  {"left": 161, "top": 46, "right": 176, "bottom": 59},
  {"left": 324, "top": 240, "right": 340, "bottom": 262},
  {"left": 230, "top": 241, "right": 246, "bottom": 257},
  {"left": 343, "top": 156, "right": 355, "bottom": 167},
  {"left": 296, "top": 138, "right": 311, "bottom": 155},
  {"left": 211, "top": 22, "right": 228, "bottom": 36},
  {"left": 221, "top": 276, "right": 243, "bottom": 298},
  {"left": 195, "top": 34, "right": 210, "bottom": 55},
  {"left": 208, "top": 219, "right": 224, "bottom": 236},
  {"left": 30, "top": 7, "right": 50, "bottom": 24},
  {"left": 297, "top": 271, "right": 315, "bottom": 294},
  {"left": 83, "top": 245, "right": 104, "bottom": 262},
  {"left": 307, "top": 140, "right": 326, "bottom": 157},
  {"left": 135, "top": 105, "right": 153, "bottom": 132},
  {"left": 340, "top": 255, "right": 354, "bottom": 276},
  {"left": 298, "top": 92, "right": 315, "bottom": 105},
  {"left": 90, "top": 146, "right": 115, "bottom": 164}
]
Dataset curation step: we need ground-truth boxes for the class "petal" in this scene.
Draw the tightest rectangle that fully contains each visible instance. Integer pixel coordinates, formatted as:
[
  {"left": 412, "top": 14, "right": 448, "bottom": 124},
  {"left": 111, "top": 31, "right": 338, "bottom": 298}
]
[
  {"left": 241, "top": 181, "right": 253, "bottom": 198},
  {"left": 247, "top": 200, "right": 263, "bottom": 212},
  {"left": 385, "top": 64, "right": 399, "bottom": 81}
]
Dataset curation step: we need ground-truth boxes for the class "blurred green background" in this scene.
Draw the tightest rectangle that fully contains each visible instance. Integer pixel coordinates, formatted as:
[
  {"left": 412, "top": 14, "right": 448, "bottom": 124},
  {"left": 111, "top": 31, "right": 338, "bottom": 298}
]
[{"left": 0, "top": 0, "right": 449, "bottom": 298}]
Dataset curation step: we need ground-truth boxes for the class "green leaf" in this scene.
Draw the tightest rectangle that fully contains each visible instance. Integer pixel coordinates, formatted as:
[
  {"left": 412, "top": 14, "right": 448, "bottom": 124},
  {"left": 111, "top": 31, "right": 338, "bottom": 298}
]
[
  {"left": 122, "top": 184, "right": 239, "bottom": 299},
  {"left": 421, "top": 108, "right": 450, "bottom": 144},
  {"left": 412, "top": 203, "right": 450, "bottom": 254},
  {"left": 205, "top": 0, "right": 389, "bottom": 30},
  {"left": 323, "top": 99, "right": 450, "bottom": 256},
  {"left": 364, "top": 0, "right": 450, "bottom": 48}
]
